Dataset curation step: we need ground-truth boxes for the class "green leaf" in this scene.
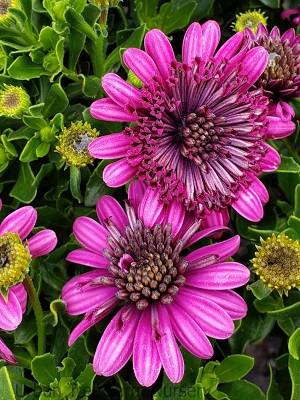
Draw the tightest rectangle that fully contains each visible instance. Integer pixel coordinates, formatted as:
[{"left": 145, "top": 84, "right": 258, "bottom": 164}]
[
  {"left": 32, "top": 163, "right": 55, "bottom": 188},
  {"left": 277, "top": 156, "right": 300, "bottom": 173},
  {"left": 259, "top": 0, "right": 280, "bottom": 8},
  {"left": 221, "top": 380, "right": 265, "bottom": 400},
  {"left": 65, "top": 8, "right": 97, "bottom": 40},
  {"left": 81, "top": 75, "right": 101, "bottom": 98},
  {"left": 289, "top": 327, "right": 300, "bottom": 360},
  {"left": 43, "top": 299, "right": 66, "bottom": 327},
  {"left": 289, "top": 355, "right": 300, "bottom": 400},
  {"left": 189, "top": 0, "right": 215, "bottom": 21},
  {"left": 23, "top": 116, "right": 48, "bottom": 130},
  {"left": 59, "top": 357, "right": 75, "bottom": 377},
  {"left": 268, "top": 301, "right": 300, "bottom": 320},
  {"left": 70, "top": 165, "right": 83, "bottom": 202},
  {"left": 135, "top": 0, "right": 159, "bottom": 23},
  {"left": 214, "top": 355, "right": 254, "bottom": 383},
  {"left": 68, "top": 336, "right": 90, "bottom": 378},
  {"left": 7, "top": 55, "right": 47, "bottom": 80},
  {"left": 277, "top": 318, "right": 295, "bottom": 336},
  {"left": 247, "top": 280, "right": 273, "bottom": 300},
  {"left": 75, "top": 364, "right": 96, "bottom": 396},
  {"left": 36, "top": 141, "right": 50, "bottom": 158},
  {"left": 295, "top": 184, "right": 300, "bottom": 218},
  {"left": 39, "top": 27, "right": 60, "bottom": 50},
  {"left": 10, "top": 163, "right": 37, "bottom": 203},
  {"left": 14, "top": 315, "right": 36, "bottom": 344},
  {"left": 181, "top": 384, "right": 204, "bottom": 400},
  {"left": 0, "top": 367, "right": 16, "bottom": 400},
  {"left": 19, "top": 137, "right": 40, "bottom": 162},
  {"left": 31, "top": 354, "right": 58, "bottom": 386},
  {"left": 68, "top": 28, "right": 86, "bottom": 71},
  {"left": 159, "top": 1, "right": 197, "bottom": 35},
  {"left": 84, "top": 160, "right": 115, "bottom": 206},
  {"left": 266, "top": 365, "right": 283, "bottom": 400},
  {"left": 41, "top": 83, "right": 69, "bottom": 118}
]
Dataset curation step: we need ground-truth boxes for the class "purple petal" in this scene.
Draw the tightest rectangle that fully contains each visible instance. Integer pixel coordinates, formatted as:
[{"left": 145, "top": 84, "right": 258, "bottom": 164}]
[
  {"left": 0, "top": 289, "right": 23, "bottom": 331},
  {"left": 185, "top": 235, "right": 241, "bottom": 268},
  {"left": 128, "top": 180, "right": 148, "bottom": 212},
  {"left": 27, "top": 229, "right": 57, "bottom": 258},
  {"left": 163, "top": 200, "right": 185, "bottom": 239},
  {"left": 10, "top": 284, "right": 27, "bottom": 314},
  {"left": 0, "top": 206, "right": 37, "bottom": 240},
  {"left": 182, "top": 22, "right": 202, "bottom": 65},
  {"left": 144, "top": 29, "right": 175, "bottom": 81},
  {"left": 214, "top": 32, "right": 244, "bottom": 64},
  {"left": 93, "top": 303, "right": 141, "bottom": 376},
  {"left": 88, "top": 133, "right": 131, "bottom": 159},
  {"left": 73, "top": 217, "right": 109, "bottom": 255},
  {"left": 261, "top": 144, "right": 281, "bottom": 172},
  {"left": 102, "top": 73, "right": 143, "bottom": 108},
  {"left": 249, "top": 177, "right": 269, "bottom": 205},
  {"left": 270, "top": 26, "right": 280, "bottom": 40},
  {"left": 232, "top": 186, "right": 264, "bottom": 222},
  {"left": 68, "top": 296, "right": 120, "bottom": 346},
  {"left": 137, "top": 187, "right": 164, "bottom": 228},
  {"left": 201, "top": 20, "right": 221, "bottom": 61},
  {"left": 62, "top": 270, "right": 116, "bottom": 315},
  {"left": 123, "top": 48, "right": 158, "bottom": 83},
  {"left": 196, "top": 289, "right": 248, "bottom": 320},
  {"left": 66, "top": 249, "right": 108, "bottom": 268},
  {"left": 96, "top": 195, "right": 128, "bottom": 236},
  {"left": 176, "top": 288, "right": 234, "bottom": 339},
  {"left": 185, "top": 261, "right": 250, "bottom": 289},
  {"left": 168, "top": 302, "right": 214, "bottom": 358},
  {"left": 184, "top": 225, "right": 230, "bottom": 248},
  {"left": 0, "top": 339, "right": 17, "bottom": 364},
  {"left": 90, "top": 98, "right": 137, "bottom": 122},
  {"left": 239, "top": 47, "right": 268, "bottom": 92},
  {"left": 152, "top": 303, "right": 184, "bottom": 383},
  {"left": 103, "top": 159, "right": 138, "bottom": 187},
  {"left": 256, "top": 23, "right": 268, "bottom": 36},
  {"left": 133, "top": 306, "right": 161, "bottom": 387},
  {"left": 265, "top": 116, "right": 295, "bottom": 139}
]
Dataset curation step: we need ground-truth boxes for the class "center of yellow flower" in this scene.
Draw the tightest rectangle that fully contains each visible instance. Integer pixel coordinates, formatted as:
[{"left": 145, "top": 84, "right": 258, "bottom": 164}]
[
  {"left": 233, "top": 10, "right": 268, "bottom": 34},
  {"left": 251, "top": 234, "right": 300, "bottom": 295},
  {"left": 0, "top": 85, "right": 30, "bottom": 118},
  {"left": 0, "top": 232, "right": 31, "bottom": 288},
  {"left": 56, "top": 121, "right": 99, "bottom": 168}
]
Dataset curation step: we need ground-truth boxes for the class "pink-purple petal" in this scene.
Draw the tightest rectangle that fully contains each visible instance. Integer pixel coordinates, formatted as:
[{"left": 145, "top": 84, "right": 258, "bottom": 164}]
[
  {"left": 182, "top": 22, "right": 202, "bottom": 65},
  {"left": 261, "top": 144, "right": 281, "bottom": 172},
  {"left": 73, "top": 216, "right": 109, "bottom": 255},
  {"left": 0, "top": 206, "right": 37, "bottom": 240},
  {"left": 249, "top": 177, "right": 269, "bottom": 205},
  {"left": 9, "top": 283, "right": 27, "bottom": 314},
  {"left": 128, "top": 180, "right": 148, "bottom": 212},
  {"left": 90, "top": 98, "right": 137, "bottom": 122},
  {"left": 102, "top": 73, "right": 143, "bottom": 108},
  {"left": 185, "top": 261, "right": 250, "bottom": 289},
  {"left": 152, "top": 303, "right": 184, "bottom": 384},
  {"left": 168, "top": 302, "right": 214, "bottom": 358},
  {"left": 123, "top": 48, "right": 158, "bottom": 83},
  {"left": 0, "top": 289, "right": 23, "bottom": 331},
  {"left": 88, "top": 133, "right": 131, "bottom": 159},
  {"left": 162, "top": 200, "right": 185, "bottom": 239},
  {"left": 144, "top": 29, "right": 176, "bottom": 81},
  {"left": 96, "top": 195, "right": 128, "bottom": 235},
  {"left": 27, "top": 229, "right": 57, "bottom": 258},
  {"left": 66, "top": 249, "right": 108, "bottom": 269},
  {"left": 265, "top": 116, "right": 295, "bottom": 139},
  {"left": 133, "top": 306, "right": 161, "bottom": 387},
  {"left": 103, "top": 159, "right": 138, "bottom": 187},
  {"left": 201, "top": 20, "right": 221, "bottom": 61},
  {"left": 214, "top": 32, "right": 244, "bottom": 64},
  {"left": 239, "top": 47, "right": 268, "bottom": 92},
  {"left": 0, "top": 338, "right": 17, "bottom": 364},
  {"left": 93, "top": 303, "right": 141, "bottom": 376},
  {"left": 233, "top": 186, "right": 264, "bottom": 222},
  {"left": 137, "top": 187, "right": 164, "bottom": 228}
]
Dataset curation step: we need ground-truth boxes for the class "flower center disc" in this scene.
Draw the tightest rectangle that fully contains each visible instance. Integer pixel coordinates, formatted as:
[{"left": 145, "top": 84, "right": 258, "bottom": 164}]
[{"left": 0, "top": 232, "right": 31, "bottom": 288}]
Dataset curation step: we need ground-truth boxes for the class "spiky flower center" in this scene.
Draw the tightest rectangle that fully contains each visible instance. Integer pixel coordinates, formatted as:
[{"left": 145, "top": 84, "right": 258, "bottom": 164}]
[
  {"left": 0, "top": 0, "right": 18, "bottom": 23},
  {"left": 251, "top": 234, "right": 300, "bottom": 294},
  {"left": 255, "top": 35, "right": 300, "bottom": 95},
  {"left": 100, "top": 212, "right": 187, "bottom": 310},
  {"left": 0, "top": 232, "right": 30, "bottom": 288},
  {"left": 233, "top": 10, "right": 267, "bottom": 34},
  {"left": 125, "top": 58, "right": 268, "bottom": 217},
  {"left": 0, "top": 85, "right": 30, "bottom": 118},
  {"left": 56, "top": 121, "right": 99, "bottom": 167}
]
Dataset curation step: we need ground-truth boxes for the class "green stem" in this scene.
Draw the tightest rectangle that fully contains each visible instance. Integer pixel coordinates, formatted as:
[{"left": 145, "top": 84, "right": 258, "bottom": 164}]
[
  {"left": 8, "top": 371, "right": 37, "bottom": 390},
  {"left": 116, "top": 5, "right": 128, "bottom": 29},
  {"left": 23, "top": 340, "right": 37, "bottom": 358},
  {"left": 283, "top": 138, "right": 300, "bottom": 164},
  {"left": 23, "top": 275, "right": 46, "bottom": 356},
  {"left": 87, "top": 34, "right": 105, "bottom": 79}
]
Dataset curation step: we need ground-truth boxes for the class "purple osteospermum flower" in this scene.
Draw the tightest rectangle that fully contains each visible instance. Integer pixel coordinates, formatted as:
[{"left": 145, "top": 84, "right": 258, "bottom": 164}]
[
  {"left": 282, "top": 3, "right": 300, "bottom": 27},
  {"left": 0, "top": 206, "right": 57, "bottom": 364},
  {"left": 62, "top": 180, "right": 250, "bottom": 387},
  {"left": 89, "top": 21, "right": 295, "bottom": 222},
  {"left": 244, "top": 23, "right": 300, "bottom": 120}
]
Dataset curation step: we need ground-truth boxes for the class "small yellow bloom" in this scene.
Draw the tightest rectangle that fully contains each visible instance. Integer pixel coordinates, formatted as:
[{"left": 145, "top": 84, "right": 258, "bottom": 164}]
[
  {"left": 251, "top": 234, "right": 300, "bottom": 296},
  {"left": 0, "top": 85, "right": 30, "bottom": 118},
  {"left": 233, "top": 10, "right": 268, "bottom": 34},
  {"left": 0, "top": 0, "right": 20, "bottom": 24},
  {"left": 56, "top": 121, "right": 99, "bottom": 168}
]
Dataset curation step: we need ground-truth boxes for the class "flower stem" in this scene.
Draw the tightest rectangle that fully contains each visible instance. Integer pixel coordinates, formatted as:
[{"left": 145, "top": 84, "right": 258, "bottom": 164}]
[
  {"left": 8, "top": 371, "right": 37, "bottom": 390},
  {"left": 23, "top": 275, "right": 46, "bottom": 356}
]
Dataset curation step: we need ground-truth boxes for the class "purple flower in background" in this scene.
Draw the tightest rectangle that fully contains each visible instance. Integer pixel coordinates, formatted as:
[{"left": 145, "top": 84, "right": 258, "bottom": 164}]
[
  {"left": 62, "top": 180, "right": 250, "bottom": 386},
  {"left": 89, "top": 21, "right": 295, "bottom": 222},
  {"left": 245, "top": 23, "right": 300, "bottom": 121},
  {"left": 282, "top": 3, "right": 300, "bottom": 27},
  {"left": 0, "top": 206, "right": 57, "bottom": 364}
]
